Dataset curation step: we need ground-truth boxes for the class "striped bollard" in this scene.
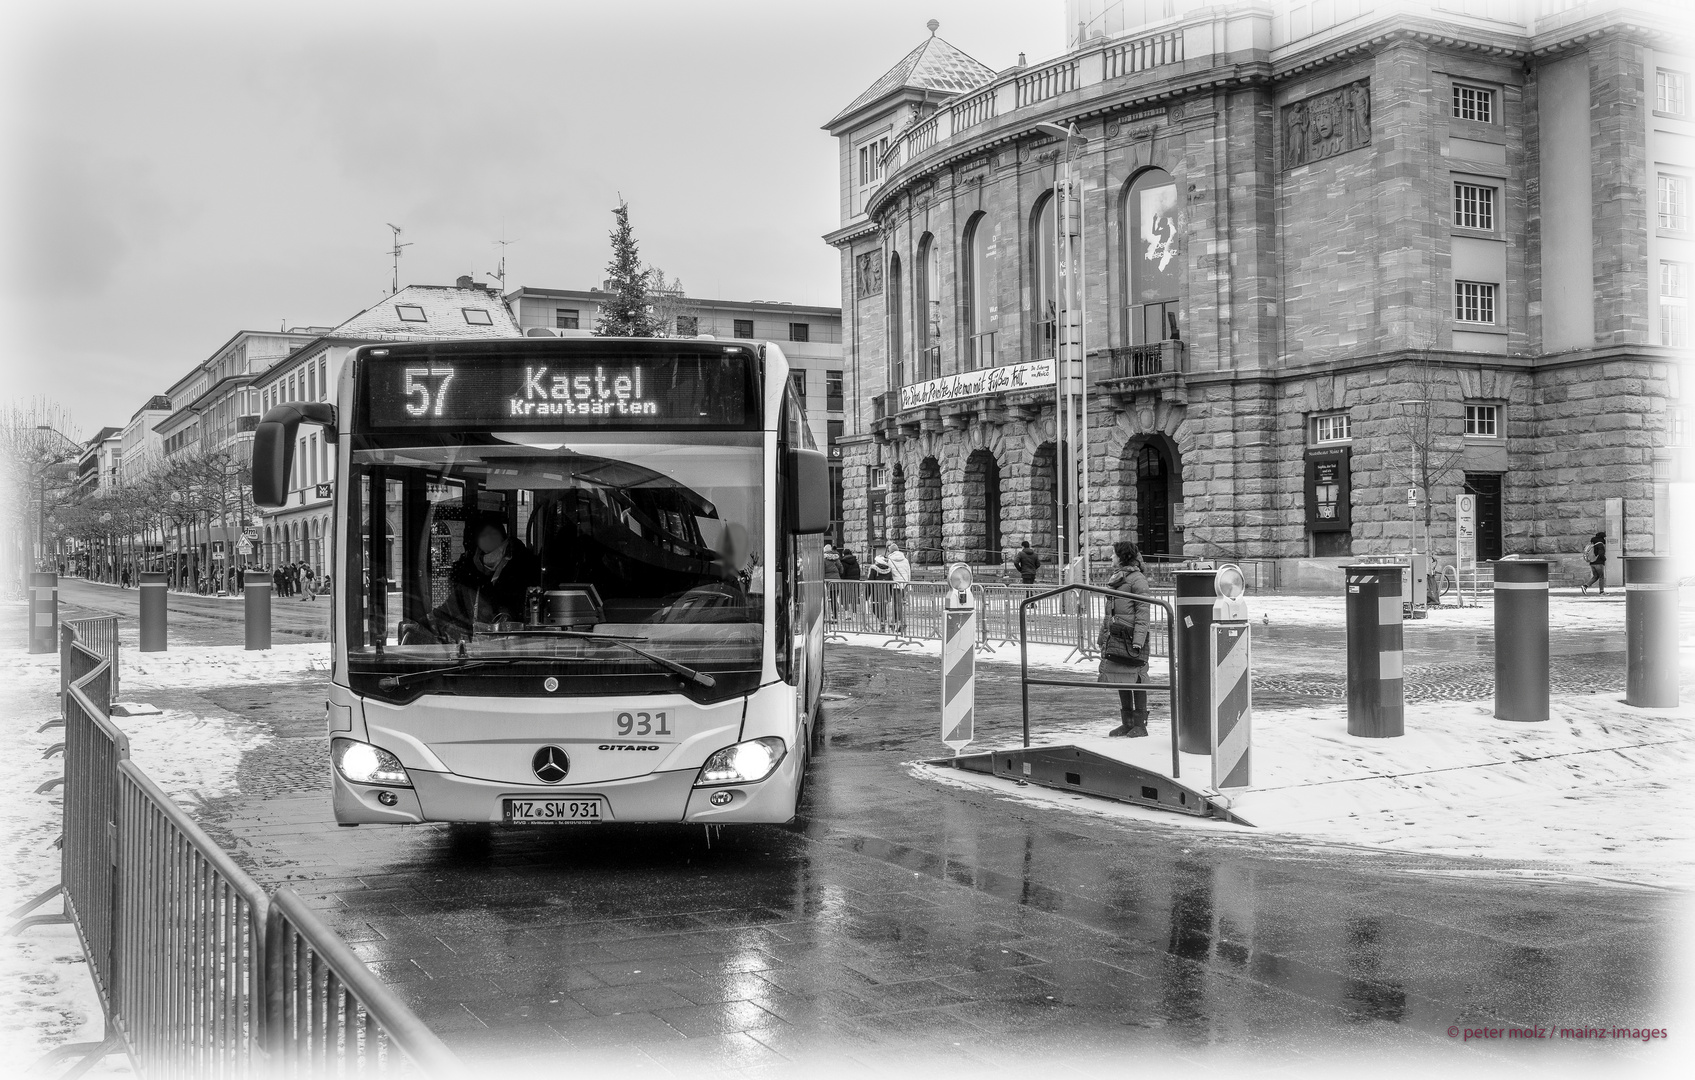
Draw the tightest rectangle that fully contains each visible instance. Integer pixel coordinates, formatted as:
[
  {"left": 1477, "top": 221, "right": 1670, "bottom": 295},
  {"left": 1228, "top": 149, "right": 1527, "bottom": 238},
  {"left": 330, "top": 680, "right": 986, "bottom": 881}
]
[
  {"left": 941, "top": 568, "right": 976, "bottom": 753},
  {"left": 28, "top": 572, "right": 58, "bottom": 655},
  {"left": 1210, "top": 621, "right": 1252, "bottom": 789},
  {"left": 1344, "top": 564, "right": 1405, "bottom": 738},
  {"left": 139, "top": 571, "right": 168, "bottom": 652}
]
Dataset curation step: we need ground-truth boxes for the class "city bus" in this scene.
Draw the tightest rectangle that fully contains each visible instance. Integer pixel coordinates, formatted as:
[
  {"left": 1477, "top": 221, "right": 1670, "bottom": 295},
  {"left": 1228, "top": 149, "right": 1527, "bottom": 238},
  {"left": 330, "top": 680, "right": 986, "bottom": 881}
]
[{"left": 251, "top": 336, "right": 828, "bottom": 826}]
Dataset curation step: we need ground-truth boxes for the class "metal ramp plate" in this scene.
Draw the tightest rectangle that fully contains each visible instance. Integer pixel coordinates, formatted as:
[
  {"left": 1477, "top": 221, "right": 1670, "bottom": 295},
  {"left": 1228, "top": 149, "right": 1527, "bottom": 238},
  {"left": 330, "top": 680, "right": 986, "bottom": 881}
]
[{"left": 925, "top": 744, "right": 1253, "bottom": 827}]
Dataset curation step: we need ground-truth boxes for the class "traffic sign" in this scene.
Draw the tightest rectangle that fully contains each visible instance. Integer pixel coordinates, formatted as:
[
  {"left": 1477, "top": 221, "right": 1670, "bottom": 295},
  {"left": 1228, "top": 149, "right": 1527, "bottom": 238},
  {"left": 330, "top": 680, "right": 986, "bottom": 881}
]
[{"left": 1456, "top": 494, "right": 1477, "bottom": 569}]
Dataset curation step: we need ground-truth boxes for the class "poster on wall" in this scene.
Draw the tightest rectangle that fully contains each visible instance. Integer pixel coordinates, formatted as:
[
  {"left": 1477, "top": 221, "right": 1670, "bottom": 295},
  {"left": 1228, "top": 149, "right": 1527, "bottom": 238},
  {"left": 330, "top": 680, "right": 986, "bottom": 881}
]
[
  {"left": 1138, "top": 181, "right": 1180, "bottom": 289},
  {"left": 1304, "top": 446, "right": 1351, "bottom": 533}
]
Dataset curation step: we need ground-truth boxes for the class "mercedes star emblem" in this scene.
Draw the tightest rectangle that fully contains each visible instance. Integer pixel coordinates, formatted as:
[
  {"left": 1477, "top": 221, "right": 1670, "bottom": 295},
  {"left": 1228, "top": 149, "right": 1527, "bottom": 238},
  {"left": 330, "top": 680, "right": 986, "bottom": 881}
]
[
  {"left": 531, "top": 745, "right": 570, "bottom": 784},
  {"left": 543, "top": 677, "right": 559, "bottom": 692}
]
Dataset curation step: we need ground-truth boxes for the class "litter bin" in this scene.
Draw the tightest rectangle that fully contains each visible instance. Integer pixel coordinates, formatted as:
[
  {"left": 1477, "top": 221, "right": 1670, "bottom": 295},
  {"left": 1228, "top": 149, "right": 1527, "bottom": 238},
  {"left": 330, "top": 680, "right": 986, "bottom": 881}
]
[{"left": 1171, "top": 569, "right": 1218, "bottom": 754}]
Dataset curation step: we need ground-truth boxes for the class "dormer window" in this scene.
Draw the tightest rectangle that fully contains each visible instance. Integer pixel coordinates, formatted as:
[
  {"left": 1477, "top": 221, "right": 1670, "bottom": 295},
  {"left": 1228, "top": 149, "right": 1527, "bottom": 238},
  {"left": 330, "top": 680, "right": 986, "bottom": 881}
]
[
  {"left": 462, "top": 308, "right": 493, "bottom": 325},
  {"left": 395, "top": 304, "right": 427, "bottom": 322}
]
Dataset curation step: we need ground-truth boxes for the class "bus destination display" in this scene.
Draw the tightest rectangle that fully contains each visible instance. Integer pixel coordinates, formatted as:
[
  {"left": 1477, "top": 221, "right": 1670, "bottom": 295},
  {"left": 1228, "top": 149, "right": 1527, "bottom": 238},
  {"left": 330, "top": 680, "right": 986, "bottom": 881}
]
[{"left": 363, "top": 351, "right": 754, "bottom": 430}]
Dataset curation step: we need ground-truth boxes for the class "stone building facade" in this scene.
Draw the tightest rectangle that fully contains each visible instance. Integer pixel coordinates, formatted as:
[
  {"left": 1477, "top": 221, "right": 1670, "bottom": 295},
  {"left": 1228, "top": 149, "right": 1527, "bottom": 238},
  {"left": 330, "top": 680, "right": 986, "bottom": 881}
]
[{"left": 824, "top": 1, "right": 1692, "bottom": 584}]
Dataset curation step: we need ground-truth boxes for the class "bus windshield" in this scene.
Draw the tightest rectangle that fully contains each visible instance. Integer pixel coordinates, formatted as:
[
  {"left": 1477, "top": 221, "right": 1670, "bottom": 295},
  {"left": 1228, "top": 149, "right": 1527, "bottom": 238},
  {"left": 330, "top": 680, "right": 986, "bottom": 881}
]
[{"left": 344, "top": 432, "right": 765, "bottom": 696}]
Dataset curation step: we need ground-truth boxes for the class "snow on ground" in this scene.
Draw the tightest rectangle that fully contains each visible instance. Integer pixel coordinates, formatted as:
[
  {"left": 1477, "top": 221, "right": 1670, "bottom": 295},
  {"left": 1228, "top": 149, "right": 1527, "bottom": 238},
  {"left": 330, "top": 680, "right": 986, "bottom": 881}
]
[
  {"left": 832, "top": 630, "right": 1171, "bottom": 678},
  {"left": 1245, "top": 589, "right": 1641, "bottom": 633},
  {"left": 120, "top": 641, "right": 331, "bottom": 691},
  {"left": 915, "top": 691, "right": 1695, "bottom": 888}
]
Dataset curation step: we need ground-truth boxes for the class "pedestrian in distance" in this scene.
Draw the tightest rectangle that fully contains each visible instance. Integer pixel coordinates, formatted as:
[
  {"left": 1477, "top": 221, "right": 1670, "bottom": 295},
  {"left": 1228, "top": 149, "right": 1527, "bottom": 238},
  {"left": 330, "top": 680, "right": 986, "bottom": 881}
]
[
  {"left": 823, "top": 542, "right": 841, "bottom": 619},
  {"left": 1014, "top": 540, "right": 1041, "bottom": 587},
  {"left": 300, "top": 565, "right": 318, "bottom": 601},
  {"left": 272, "top": 564, "right": 286, "bottom": 597},
  {"left": 885, "top": 541, "right": 911, "bottom": 633},
  {"left": 1097, "top": 540, "right": 1152, "bottom": 738},
  {"left": 1581, "top": 530, "right": 1606, "bottom": 594},
  {"left": 839, "top": 546, "right": 862, "bottom": 625},
  {"left": 867, "top": 554, "right": 894, "bottom": 632}
]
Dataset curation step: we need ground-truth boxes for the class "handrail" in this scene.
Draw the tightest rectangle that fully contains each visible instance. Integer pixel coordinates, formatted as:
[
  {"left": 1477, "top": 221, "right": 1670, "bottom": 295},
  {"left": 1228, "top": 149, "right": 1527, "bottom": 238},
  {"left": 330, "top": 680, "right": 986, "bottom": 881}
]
[
  {"left": 1018, "top": 583, "right": 1181, "bottom": 778},
  {"left": 267, "top": 887, "right": 463, "bottom": 1077}
]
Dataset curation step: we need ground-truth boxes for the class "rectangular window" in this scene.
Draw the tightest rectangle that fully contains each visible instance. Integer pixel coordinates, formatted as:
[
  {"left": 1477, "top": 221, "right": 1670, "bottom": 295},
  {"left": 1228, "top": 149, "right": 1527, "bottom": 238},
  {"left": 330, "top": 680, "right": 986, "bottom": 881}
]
[
  {"left": 1663, "top": 262, "right": 1689, "bottom": 347},
  {"left": 733, "top": 319, "right": 754, "bottom": 339},
  {"left": 1453, "top": 182, "right": 1495, "bottom": 231},
  {"left": 827, "top": 419, "right": 844, "bottom": 446},
  {"left": 1464, "top": 404, "right": 1499, "bottom": 437},
  {"left": 675, "top": 314, "right": 699, "bottom": 336},
  {"left": 462, "top": 308, "right": 493, "bottom": 325},
  {"left": 790, "top": 370, "right": 807, "bottom": 406},
  {"left": 788, "top": 322, "right": 809, "bottom": 343},
  {"left": 1673, "top": 408, "right": 1686, "bottom": 447},
  {"left": 1658, "top": 69, "right": 1687, "bottom": 116},
  {"left": 1455, "top": 281, "right": 1497, "bottom": 324},
  {"left": 1452, "top": 84, "right": 1494, "bottom": 123},
  {"left": 555, "top": 308, "right": 579, "bottom": 329},
  {"left": 1310, "top": 413, "right": 1351, "bottom": 444},
  {"left": 1659, "top": 175, "right": 1689, "bottom": 231},
  {"left": 826, "top": 370, "right": 844, "bottom": 411},
  {"left": 395, "top": 304, "right": 427, "bottom": 322},
  {"left": 857, "top": 135, "right": 890, "bottom": 187}
]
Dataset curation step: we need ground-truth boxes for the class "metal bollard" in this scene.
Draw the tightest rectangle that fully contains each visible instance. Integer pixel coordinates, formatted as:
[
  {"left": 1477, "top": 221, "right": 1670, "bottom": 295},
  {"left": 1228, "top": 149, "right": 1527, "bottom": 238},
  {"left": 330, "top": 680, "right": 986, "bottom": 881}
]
[
  {"left": 139, "top": 571, "right": 168, "bottom": 652},
  {"left": 1625, "top": 556, "right": 1680, "bottom": 708},
  {"left": 28, "top": 572, "right": 57, "bottom": 655},
  {"left": 1171, "top": 569, "right": 1217, "bottom": 753},
  {"left": 1493, "top": 560, "right": 1549, "bottom": 722},
  {"left": 1344, "top": 564, "right": 1405, "bottom": 738},
  {"left": 941, "top": 569, "right": 976, "bottom": 752},
  {"left": 244, "top": 569, "right": 272, "bottom": 652}
]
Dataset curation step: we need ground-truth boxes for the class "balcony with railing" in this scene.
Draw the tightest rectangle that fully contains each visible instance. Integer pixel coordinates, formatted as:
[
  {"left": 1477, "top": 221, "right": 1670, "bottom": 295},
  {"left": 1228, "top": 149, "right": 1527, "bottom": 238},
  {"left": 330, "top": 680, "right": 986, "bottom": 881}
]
[
  {"left": 872, "top": 21, "right": 1194, "bottom": 200},
  {"left": 1099, "top": 339, "right": 1187, "bottom": 399}
]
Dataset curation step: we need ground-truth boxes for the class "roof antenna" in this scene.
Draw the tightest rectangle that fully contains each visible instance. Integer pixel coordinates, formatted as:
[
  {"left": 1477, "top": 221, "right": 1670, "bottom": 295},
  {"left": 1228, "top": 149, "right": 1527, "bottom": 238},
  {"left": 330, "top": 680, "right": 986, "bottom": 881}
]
[
  {"left": 489, "top": 225, "right": 514, "bottom": 292},
  {"left": 927, "top": 18, "right": 938, "bottom": 35},
  {"left": 386, "top": 223, "right": 413, "bottom": 295}
]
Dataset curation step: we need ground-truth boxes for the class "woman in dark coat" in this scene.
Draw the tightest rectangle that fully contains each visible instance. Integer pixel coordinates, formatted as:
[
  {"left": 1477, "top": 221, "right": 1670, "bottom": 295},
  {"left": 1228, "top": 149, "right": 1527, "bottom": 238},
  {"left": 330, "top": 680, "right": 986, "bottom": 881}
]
[{"left": 1097, "top": 540, "right": 1152, "bottom": 737}]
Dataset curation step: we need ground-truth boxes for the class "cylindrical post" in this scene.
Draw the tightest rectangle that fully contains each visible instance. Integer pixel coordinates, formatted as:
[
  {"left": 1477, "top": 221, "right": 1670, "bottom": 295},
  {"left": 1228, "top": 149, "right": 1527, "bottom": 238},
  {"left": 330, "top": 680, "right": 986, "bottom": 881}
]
[
  {"left": 1171, "top": 569, "right": 1216, "bottom": 753},
  {"left": 1493, "top": 560, "right": 1549, "bottom": 722},
  {"left": 28, "top": 571, "right": 57, "bottom": 655},
  {"left": 1625, "top": 556, "right": 1679, "bottom": 708},
  {"left": 1345, "top": 564, "right": 1405, "bottom": 737},
  {"left": 139, "top": 571, "right": 168, "bottom": 653},
  {"left": 244, "top": 570, "right": 272, "bottom": 652}
]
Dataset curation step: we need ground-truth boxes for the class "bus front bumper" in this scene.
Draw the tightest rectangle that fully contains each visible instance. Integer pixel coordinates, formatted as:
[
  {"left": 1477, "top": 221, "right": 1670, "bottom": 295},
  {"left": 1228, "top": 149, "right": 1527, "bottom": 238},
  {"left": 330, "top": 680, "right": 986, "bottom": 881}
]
[{"left": 332, "top": 749, "right": 800, "bottom": 826}]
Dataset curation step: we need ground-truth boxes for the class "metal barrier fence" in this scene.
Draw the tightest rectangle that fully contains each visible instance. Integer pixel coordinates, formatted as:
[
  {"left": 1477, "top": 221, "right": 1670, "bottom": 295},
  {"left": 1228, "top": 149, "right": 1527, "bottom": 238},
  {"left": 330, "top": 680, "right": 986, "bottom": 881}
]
[
  {"left": 268, "top": 887, "right": 465, "bottom": 1078},
  {"left": 824, "top": 580, "right": 1170, "bottom": 660},
  {"left": 20, "top": 624, "right": 461, "bottom": 1077},
  {"left": 65, "top": 614, "right": 120, "bottom": 701}
]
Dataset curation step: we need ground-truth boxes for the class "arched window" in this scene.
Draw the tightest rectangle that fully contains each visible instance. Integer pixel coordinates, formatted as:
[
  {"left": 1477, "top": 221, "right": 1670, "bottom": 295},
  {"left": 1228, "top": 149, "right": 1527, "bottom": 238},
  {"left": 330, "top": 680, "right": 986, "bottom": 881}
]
[
  {"left": 1030, "top": 195, "right": 1058, "bottom": 359},
  {"left": 1124, "top": 168, "right": 1180, "bottom": 344},
  {"left": 916, "top": 234, "right": 940, "bottom": 381},
  {"left": 961, "top": 213, "right": 993, "bottom": 370},
  {"left": 887, "top": 254, "right": 905, "bottom": 387}
]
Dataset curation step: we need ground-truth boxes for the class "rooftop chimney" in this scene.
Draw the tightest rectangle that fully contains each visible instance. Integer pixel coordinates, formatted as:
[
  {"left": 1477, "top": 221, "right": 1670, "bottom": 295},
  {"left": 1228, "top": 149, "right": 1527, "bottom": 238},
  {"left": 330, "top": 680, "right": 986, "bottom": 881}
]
[{"left": 457, "top": 275, "right": 474, "bottom": 288}]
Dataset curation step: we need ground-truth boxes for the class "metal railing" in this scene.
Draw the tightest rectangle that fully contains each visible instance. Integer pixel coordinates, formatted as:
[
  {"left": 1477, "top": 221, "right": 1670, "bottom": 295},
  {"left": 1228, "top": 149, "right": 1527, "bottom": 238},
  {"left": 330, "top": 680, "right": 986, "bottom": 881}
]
[
  {"left": 21, "top": 625, "right": 462, "bottom": 1077},
  {"left": 1019, "top": 583, "right": 1182, "bottom": 776},
  {"left": 268, "top": 887, "right": 463, "bottom": 1078},
  {"left": 1105, "top": 340, "right": 1185, "bottom": 380},
  {"left": 824, "top": 580, "right": 1170, "bottom": 659},
  {"left": 66, "top": 614, "right": 120, "bottom": 702}
]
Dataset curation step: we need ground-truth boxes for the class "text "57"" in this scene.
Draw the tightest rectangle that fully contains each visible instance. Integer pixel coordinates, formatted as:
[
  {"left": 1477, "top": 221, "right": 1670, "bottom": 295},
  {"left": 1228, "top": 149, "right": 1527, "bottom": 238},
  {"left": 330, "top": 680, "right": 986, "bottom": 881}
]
[{"left": 403, "top": 367, "right": 456, "bottom": 418}]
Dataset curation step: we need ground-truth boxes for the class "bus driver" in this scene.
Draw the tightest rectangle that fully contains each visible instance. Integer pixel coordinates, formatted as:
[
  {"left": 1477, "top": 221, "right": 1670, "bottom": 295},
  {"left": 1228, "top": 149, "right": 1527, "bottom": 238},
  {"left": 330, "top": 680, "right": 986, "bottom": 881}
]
[{"left": 425, "top": 513, "right": 540, "bottom": 638}]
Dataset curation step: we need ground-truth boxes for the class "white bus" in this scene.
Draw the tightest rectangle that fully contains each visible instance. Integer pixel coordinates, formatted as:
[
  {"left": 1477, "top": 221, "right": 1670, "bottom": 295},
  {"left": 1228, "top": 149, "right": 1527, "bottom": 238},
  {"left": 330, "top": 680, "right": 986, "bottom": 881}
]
[{"left": 252, "top": 337, "right": 828, "bottom": 826}]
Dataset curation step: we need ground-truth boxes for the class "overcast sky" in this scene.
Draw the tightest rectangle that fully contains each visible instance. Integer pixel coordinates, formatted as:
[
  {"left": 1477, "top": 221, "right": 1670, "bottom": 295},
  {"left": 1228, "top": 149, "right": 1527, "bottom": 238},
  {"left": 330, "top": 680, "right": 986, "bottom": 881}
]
[{"left": 0, "top": 0, "right": 1063, "bottom": 436}]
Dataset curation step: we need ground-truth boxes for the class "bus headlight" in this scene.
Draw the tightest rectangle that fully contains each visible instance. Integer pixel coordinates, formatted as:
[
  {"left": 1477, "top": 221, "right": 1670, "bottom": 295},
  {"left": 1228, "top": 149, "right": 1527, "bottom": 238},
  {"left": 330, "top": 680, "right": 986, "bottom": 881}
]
[
  {"left": 694, "top": 737, "right": 786, "bottom": 787},
  {"left": 333, "top": 738, "right": 412, "bottom": 787}
]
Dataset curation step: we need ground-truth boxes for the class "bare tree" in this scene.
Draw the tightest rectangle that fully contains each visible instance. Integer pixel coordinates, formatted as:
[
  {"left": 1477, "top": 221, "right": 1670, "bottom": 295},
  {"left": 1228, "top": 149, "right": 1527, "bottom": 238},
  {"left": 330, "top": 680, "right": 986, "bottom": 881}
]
[
  {"left": 0, "top": 399, "right": 79, "bottom": 594},
  {"left": 645, "top": 265, "right": 688, "bottom": 337},
  {"left": 1386, "top": 355, "right": 1467, "bottom": 598}
]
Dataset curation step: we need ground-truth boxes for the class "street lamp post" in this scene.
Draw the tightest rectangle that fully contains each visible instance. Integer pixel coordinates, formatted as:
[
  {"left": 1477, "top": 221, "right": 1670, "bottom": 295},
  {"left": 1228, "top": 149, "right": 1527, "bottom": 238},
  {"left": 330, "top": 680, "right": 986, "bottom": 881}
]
[{"left": 1036, "top": 121, "right": 1090, "bottom": 587}]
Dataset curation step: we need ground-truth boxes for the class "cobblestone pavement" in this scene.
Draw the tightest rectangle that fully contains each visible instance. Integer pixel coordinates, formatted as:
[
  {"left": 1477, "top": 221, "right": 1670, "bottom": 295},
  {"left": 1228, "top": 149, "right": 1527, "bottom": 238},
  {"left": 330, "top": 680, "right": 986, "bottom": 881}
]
[
  {"left": 177, "top": 646, "right": 1674, "bottom": 1074},
  {"left": 1252, "top": 653, "right": 1629, "bottom": 709},
  {"left": 48, "top": 577, "right": 329, "bottom": 648}
]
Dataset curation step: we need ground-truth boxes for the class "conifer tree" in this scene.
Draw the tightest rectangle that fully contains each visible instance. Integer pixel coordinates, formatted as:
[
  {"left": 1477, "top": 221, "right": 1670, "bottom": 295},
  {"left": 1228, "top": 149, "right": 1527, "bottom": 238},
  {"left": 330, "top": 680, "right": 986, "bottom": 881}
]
[{"left": 592, "top": 201, "right": 661, "bottom": 337}]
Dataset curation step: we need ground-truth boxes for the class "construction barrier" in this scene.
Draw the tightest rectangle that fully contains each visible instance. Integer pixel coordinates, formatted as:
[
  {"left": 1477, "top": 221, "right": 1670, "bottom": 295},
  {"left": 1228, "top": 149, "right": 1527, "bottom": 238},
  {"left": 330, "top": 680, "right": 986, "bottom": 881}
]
[
  {"left": 16, "top": 625, "right": 460, "bottom": 1077},
  {"left": 824, "top": 580, "right": 1170, "bottom": 659},
  {"left": 940, "top": 582, "right": 976, "bottom": 751},
  {"left": 1210, "top": 621, "right": 1252, "bottom": 789}
]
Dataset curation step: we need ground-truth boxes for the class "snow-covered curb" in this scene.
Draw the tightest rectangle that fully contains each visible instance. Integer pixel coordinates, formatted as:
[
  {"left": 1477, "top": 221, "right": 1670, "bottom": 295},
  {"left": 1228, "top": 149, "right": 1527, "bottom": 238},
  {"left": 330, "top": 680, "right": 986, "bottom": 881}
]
[{"left": 914, "top": 692, "right": 1695, "bottom": 887}]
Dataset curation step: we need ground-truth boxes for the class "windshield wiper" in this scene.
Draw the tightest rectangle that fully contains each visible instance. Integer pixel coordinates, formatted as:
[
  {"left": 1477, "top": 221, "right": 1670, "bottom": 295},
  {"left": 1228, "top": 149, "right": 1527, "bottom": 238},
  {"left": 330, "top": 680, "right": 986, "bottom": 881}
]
[
  {"left": 376, "top": 658, "right": 524, "bottom": 689},
  {"left": 499, "top": 629, "right": 717, "bottom": 688}
]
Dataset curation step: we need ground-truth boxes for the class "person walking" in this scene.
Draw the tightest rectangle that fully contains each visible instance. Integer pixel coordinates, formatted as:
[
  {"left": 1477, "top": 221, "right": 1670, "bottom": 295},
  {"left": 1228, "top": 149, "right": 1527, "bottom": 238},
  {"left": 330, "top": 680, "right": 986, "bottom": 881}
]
[
  {"left": 1013, "top": 540, "right": 1042, "bottom": 588},
  {"left": 885, "top": 541, "right": 912, "bottom": 634},
  {"left": 300, "top": 565, "right": 318, "bottom": 601},
  {"left": 1097, "top": 540, "right": 1152, "bottom": 737},
  {"left": 823, "top": 542, "right": 842, "bottom": 619},
  {"left": 1581, "top": 530, "right": 1607, "bottom": 594},
  {"left": 839, "top": 546, "right": 862, "bottom": 626},
  {"left": 866, "top": 553, "right": 893, "bottom": 632}
]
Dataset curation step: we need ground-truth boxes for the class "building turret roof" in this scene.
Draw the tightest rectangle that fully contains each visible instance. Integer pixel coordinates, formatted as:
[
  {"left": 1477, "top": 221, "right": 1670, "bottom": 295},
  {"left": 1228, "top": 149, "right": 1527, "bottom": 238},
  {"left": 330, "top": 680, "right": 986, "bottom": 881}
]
[{"left": 828, "top": 25, "right": 995, "bottom": 129}]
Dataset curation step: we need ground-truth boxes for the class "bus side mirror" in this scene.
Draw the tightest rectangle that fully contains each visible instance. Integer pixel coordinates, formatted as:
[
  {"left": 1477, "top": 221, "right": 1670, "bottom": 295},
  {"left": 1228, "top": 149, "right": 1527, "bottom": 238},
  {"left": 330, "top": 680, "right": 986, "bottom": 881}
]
[
  {"left": 253, "top": 402, "right": 337, "bottom": 509},
  {"left": 787, "top": 448, "right": 830, "bottom": 534}
]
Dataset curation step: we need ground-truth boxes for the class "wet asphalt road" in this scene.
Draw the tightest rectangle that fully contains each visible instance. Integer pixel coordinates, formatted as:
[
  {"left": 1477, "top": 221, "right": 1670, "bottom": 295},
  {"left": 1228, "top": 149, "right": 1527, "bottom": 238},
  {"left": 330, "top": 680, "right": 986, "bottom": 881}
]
[{"left": 47, "top": 578, "right": 1681, "bottom": 1073}]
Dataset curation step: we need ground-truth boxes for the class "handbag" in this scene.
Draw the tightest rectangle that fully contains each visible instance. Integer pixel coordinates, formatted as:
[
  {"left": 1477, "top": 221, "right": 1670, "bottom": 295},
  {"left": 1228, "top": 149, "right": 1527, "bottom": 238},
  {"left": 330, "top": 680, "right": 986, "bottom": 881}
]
[{"left": 1098, "top": 620, "right": 1143, "bottom": 663}]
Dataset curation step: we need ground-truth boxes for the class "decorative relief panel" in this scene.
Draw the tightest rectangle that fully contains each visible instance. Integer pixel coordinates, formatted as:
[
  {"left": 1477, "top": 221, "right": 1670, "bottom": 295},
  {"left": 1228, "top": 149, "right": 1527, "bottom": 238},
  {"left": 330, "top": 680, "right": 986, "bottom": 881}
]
[
  {"left": 1282, "top": 80, "right": 1371, "bottom": 169},
  {"left": 855, "top": 250, "right": 883, "bottom": 298}
]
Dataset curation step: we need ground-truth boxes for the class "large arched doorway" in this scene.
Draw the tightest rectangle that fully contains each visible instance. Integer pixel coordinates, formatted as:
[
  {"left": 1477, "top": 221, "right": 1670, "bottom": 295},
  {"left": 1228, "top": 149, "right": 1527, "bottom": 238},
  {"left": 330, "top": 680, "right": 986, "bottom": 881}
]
[
  {"left": 962, "top": 449, "right": 1003, "bottom": 564},
  {"left": 1030, "top": 442, "right": 1058, "bottom": 564},
  {"left": 1129, "top": 437, "right": 1183, "bottom": 558},
  {"left": 915, "top": 457, "right": 943, "bottom": 565}
]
